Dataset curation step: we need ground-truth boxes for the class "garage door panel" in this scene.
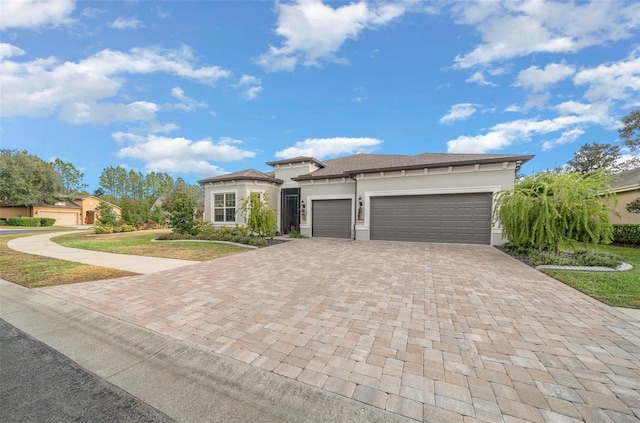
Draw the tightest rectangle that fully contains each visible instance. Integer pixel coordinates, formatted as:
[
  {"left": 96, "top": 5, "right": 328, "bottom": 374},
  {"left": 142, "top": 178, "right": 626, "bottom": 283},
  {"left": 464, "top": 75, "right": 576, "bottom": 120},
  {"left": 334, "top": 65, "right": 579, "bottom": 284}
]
[
  {"left": 312, "top": 199, "right": 352, "bottom": 239},
  {"left": 39, "top": 211, "right": 78, "bottom": 226},
  {"left": 370, "top": 193, "right": 491, "bottom": 244}
]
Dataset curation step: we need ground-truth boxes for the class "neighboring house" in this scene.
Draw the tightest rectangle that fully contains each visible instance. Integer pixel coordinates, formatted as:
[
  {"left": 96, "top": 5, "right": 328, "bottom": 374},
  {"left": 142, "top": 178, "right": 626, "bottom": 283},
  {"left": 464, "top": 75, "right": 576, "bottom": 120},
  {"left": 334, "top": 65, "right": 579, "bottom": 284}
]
[
  {"left": 608, "top": 168, "right": 640, "bottom": 224},
  {"left": 198, "top": 152, "right": 533, "bottom": 245},
  {"left": 0, "top": 196, "right": 122, "bottom": 226}
]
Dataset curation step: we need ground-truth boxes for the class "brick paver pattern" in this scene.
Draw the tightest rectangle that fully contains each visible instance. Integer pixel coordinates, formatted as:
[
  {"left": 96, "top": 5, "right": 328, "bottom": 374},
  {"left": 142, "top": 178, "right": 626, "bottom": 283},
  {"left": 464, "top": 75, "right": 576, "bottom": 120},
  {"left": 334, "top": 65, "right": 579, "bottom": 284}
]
[{"left": 41, "top": 239, "right": 640, "bottom": 422}]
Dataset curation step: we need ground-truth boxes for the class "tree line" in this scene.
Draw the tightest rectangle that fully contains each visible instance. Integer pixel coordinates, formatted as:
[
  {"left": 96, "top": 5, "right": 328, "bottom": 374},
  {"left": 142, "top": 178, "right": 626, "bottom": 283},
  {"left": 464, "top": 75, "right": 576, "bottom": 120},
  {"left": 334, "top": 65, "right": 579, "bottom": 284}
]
[{"left": 0, "top": 150, "right": 203, "bottom": 225}]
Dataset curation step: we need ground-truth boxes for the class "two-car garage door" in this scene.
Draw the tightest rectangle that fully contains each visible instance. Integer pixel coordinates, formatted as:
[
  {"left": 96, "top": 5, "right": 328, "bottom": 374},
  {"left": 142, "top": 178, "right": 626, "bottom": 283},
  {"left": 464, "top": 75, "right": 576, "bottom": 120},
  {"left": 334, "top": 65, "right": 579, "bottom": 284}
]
[{"left": 370, "top": 193, "right": 492, "bottom": 245}]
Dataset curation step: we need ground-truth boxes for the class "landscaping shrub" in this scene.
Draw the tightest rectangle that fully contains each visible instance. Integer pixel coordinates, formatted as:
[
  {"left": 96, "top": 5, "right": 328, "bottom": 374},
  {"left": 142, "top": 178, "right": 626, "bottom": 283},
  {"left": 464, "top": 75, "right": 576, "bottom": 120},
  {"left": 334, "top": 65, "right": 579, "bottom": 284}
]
[
  {"left": 524, "top": 249, "right": 624, "bottom": 267},
  {"left": 8, "top": 217, "right": 41, "bottom": 227},
  {"left": 114, "top": 224, "right": 136, "bottom": 233},
  {"left": 612, "top": 224, "right": 640, "bottom": 245},
  {"left": 94, "top": 223, "right": 114, "bottom": 234},
  {"left": 288, "top": 230, "right": 306, "bottom": 238},
  {"left": 155, "top": 223, "right": 268, "bottom": 247},
  {"left": 40, "top": 217, "right": 56, "bottom": 226},
  {"left": 573, "top": 250, "right": 624, "bottom": 268}
]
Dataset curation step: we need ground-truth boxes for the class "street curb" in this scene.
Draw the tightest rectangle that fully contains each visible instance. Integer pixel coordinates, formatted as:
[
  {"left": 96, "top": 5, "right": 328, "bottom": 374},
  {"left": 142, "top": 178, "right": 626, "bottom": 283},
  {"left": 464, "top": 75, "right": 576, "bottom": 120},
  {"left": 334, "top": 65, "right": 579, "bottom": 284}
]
[{"left": 0, "top": 280, "right": 413, "bottom": 423}]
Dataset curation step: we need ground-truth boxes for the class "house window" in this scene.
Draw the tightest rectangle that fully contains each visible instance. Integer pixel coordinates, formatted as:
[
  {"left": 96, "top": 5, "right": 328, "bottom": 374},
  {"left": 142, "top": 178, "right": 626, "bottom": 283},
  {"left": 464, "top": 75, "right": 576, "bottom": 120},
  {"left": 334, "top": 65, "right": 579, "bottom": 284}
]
[{"left": 214, "top": 193, "right": 236, "bottom": 222}]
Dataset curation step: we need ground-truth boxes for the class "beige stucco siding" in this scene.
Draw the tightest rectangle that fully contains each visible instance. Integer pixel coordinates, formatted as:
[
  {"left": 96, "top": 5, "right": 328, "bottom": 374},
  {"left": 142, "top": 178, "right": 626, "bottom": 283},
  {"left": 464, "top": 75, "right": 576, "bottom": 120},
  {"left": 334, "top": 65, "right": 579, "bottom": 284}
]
[
  {"left": 0, "top": 207, "right": 31, "bottom": 219},
  {"left": 608, "top": 189, "right": 640, "bottom": 224}
]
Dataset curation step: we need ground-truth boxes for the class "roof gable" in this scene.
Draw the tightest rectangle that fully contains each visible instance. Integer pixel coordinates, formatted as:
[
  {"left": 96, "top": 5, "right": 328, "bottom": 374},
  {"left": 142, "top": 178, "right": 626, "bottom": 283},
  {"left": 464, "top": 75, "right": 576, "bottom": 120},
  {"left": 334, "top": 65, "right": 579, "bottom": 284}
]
[{"left": 198, "top": 169, "right": 283, "bottom": 185}]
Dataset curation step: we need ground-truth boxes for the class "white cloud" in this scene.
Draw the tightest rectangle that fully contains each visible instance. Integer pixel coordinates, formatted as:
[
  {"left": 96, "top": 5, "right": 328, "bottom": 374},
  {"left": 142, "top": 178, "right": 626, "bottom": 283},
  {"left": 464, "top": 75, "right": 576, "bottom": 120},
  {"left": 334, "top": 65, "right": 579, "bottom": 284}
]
[
  {"left": 0, "top": 0, "right": 75, "bottom": 29},
  {"left": 453, "top": 0, "right": 640, "bottom": 68},
  {"left": 114, "top": 134, "right": 256, "bottom": 175},
  {"left": 447, "top": 103, "right": 611, "bottom": 153},
  {"left": 257, "top": 0, "right": 406, "bottom": 71},
  {"left": 110, "top": 17, "right": 142, "bottom": 30},
  {"left": 170, "top": 87, "right": 207, "bottom": 111},
  {"left": 242, "top": 86, "right": 263, "bottom": 101},
  {"left": 0, "top": 43, "right": 25, "bottom": 60},
  {"left": 0, "top": 46, "right": 230, "bottom": 122},
  {"left": 234, "top": 74, "right": 263, "bottom": 100},
  {"left": 466, "top": 71, "right": 496, "bottom": 86},
  {"left": 574, "top": 53, "right": 640, "bottom": 102},
  {"left": 541, "top": 128, "right": 585, "bottom": 151},
  {"left": 516, "top": 62, "right": 575, "bottom": 92},
  {"left": 439, "top": 103, "right": 478, "bottom": 124},
  {"left": 275, "top": 137, "right": 382, "bottom": 159},
  {"left": 59, "top": 101, "right": 158, "bottom": 125}
]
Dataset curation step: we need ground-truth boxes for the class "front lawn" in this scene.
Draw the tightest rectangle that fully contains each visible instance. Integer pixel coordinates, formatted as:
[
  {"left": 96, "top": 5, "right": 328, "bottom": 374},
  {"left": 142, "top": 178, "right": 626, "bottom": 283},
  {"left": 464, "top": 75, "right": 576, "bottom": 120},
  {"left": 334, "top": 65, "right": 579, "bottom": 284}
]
[
  {"left": 540, "top": 244, "right": 640, "bottom": 309},
  {"left": 52, "top": 231, "right": 251, "bottom": 261},
  {"left": 0, "top": 234, "right": 136, "bottom": 288}
]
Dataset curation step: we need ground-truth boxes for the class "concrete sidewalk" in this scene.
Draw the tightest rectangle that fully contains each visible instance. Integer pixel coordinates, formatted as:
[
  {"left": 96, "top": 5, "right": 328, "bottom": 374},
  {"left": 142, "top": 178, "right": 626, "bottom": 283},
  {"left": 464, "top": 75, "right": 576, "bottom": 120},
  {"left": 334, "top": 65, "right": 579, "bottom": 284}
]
[
  {"left": 7, "top": 231, "right": 199, "bottom": 274},
  {"left": 0, "top": 279, "right": 408, "bottom": 423}
]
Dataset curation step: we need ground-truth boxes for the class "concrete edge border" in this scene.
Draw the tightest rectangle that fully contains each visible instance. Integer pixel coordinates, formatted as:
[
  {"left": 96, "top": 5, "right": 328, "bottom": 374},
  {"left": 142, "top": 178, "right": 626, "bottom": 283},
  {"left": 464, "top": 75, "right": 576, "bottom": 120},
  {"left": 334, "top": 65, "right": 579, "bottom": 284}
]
[
  {"left": 535, "top": 262, "right": 633, "bottom": 272},
  {"left": 0, "top": 280, "right": 412, "bottom": 423}
]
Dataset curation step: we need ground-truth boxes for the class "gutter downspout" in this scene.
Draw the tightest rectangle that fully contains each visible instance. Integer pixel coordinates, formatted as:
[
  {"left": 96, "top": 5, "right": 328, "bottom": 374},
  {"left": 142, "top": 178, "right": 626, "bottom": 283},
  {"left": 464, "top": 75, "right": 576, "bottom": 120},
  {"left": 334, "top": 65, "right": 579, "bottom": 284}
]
[{"left": 348, "top": 173, "right": 357, "bottom": 240}]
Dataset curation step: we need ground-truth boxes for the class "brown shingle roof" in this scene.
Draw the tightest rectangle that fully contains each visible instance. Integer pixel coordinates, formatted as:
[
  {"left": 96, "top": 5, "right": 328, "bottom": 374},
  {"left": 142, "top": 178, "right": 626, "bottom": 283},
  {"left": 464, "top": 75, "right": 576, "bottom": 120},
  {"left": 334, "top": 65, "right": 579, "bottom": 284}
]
[
  {"left": 292, "top": 153, "right": 534, "bottom": 181},
  {"left": 198, "top": 169, "right": 283, "bottom": 185}
]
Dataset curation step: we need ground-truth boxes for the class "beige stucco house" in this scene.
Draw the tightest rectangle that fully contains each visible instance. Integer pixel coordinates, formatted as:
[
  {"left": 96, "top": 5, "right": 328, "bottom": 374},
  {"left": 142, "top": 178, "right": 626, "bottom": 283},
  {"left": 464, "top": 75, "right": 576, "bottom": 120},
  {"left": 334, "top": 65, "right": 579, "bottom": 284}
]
[
  {"left": 0, "top": 196, "right": 122, "bottom": 226},
  {"left": 198, "top": 152, "right": 533, "bottom": 246},
  {"left": 608, "top": 168, "right": 640, "bottom": 224}
]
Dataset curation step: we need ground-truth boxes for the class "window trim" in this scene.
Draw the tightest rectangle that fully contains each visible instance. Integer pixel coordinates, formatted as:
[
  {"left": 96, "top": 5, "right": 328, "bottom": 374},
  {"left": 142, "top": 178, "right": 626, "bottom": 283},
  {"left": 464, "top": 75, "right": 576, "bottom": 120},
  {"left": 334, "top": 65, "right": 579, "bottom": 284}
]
[{"left": 212, "top": 191, "right": 237, "bottom": 223}]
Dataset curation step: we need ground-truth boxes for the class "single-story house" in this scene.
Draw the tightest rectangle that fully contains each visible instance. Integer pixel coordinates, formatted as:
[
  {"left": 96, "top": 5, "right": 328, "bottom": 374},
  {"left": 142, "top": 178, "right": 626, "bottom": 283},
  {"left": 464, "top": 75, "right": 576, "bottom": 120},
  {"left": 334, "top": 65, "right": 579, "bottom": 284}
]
[
  {"left": 198, "top": 152, "right": 533, "bottom": 245},
  {"left": 608, "top": 168, "right": 640, "bottom": 224},
  {"left": 0, "top": 196, "right": 122, "bottom": 226}
]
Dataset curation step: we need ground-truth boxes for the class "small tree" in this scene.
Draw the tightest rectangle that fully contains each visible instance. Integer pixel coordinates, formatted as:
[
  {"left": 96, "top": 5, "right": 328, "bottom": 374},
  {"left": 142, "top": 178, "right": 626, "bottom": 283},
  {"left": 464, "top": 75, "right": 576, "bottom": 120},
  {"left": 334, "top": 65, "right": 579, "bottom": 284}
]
[
  {"left": 170, "top": 190, "right": 196, "bottom": 235},
  {"left": 239, "top": 192, "right": 277, "bottom": 237},
  {"left": 494, "top": 169, "right": 616, "bottom": 253},
  {"left": 96, "top": 201, "right": 118, "bottom": 227}
]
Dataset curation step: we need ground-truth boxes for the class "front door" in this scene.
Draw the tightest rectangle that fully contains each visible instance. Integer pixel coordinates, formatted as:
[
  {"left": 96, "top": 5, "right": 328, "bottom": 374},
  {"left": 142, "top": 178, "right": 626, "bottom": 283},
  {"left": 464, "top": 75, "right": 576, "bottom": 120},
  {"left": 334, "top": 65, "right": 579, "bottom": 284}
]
[{"left": 281, "top": 188, "right": 300, "bottom": 234}]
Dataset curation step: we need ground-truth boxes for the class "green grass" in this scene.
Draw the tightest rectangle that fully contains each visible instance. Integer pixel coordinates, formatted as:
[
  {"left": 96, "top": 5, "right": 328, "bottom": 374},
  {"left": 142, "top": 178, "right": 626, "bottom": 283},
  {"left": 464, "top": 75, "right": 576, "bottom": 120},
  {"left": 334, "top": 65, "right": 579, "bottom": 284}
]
[
  {"left": 0, "top": 234, "right": 136, "bottom": 288},
  {"left": 542, "top": 243, "right": 640, "bottom": 309},
  {"left": 53, "top": 230, "right": 251, "bottom": 261}
]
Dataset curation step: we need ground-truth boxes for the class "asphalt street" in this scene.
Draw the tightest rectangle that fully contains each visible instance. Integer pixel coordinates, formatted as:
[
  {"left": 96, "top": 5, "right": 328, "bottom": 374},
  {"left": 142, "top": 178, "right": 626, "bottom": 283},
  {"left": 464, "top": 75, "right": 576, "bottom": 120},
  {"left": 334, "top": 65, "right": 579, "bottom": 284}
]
[{"left": 0, "top": 318, "right": 175, "bottom": 423}]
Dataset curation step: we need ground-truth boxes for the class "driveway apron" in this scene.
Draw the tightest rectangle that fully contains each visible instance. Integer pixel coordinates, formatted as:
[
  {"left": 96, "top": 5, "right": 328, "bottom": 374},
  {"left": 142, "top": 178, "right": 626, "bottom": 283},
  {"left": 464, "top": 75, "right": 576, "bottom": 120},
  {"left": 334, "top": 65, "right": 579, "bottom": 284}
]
[{"left": 40, "top": 239, "right": 640, "bottom": 422}]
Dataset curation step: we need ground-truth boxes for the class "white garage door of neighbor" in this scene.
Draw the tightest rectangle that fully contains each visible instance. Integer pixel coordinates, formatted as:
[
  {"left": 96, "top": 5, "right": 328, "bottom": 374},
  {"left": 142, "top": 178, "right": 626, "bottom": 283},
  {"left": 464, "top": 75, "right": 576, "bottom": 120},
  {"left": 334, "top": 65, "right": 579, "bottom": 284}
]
[{"left": 370, "top": 193, "right": 492, "bottom": 244}]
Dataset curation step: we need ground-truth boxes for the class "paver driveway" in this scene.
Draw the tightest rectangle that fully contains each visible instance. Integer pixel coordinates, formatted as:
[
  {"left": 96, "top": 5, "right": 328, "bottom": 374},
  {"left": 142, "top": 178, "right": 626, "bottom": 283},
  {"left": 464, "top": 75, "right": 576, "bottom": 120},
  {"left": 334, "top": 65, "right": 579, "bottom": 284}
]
[{"left": 41, "top": 239, "right": 640, "bottom": 422}]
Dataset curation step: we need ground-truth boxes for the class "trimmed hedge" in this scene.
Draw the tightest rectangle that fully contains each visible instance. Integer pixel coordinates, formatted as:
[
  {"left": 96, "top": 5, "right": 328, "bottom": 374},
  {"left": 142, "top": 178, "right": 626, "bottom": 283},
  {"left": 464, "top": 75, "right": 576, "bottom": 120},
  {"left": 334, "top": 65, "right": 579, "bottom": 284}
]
[
  {"left": 40, "top": 218, "right": 56, "bottom": 226},
  {"left": 612, "top": 224, "right": 640, "bottom": 245},
  {"left": 7, "top": 217, "right": 42, "bottom": 227}
]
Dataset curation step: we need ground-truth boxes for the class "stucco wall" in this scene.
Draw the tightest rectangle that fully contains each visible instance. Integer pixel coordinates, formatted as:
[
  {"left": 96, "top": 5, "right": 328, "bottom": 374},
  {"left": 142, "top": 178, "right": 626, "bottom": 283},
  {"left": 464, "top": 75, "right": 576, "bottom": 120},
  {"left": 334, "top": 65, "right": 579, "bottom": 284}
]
[
  {"left": 202, "top": 181, "right": 279, "bottom": 228},
  {"left": 0, "top": 206, "right": 31, "bottom": 219},
  {"left": 608, "top": 189, "right": 640, "bottom": 224}
]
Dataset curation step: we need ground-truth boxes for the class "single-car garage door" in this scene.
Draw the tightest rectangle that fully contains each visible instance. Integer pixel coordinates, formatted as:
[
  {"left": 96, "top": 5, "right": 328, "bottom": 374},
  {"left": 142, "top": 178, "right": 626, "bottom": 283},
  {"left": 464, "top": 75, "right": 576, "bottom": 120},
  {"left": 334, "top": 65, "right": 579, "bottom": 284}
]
[
  {"left": 39, "top": 211, "right": 79, "bottom": 226},
  {"left": 370, "top": 193, "right": 492, "bottom": 244},
  {"left": 312, "top": 199, "right": 352, "bottom": 239}
]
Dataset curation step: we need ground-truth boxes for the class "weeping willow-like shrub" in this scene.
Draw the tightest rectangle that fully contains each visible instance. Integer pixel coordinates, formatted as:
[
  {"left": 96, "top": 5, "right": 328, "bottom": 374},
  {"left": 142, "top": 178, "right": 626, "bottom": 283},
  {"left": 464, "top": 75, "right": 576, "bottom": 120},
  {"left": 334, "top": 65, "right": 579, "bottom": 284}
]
[
  {"left": 493, "top": 170, "right": 616, "bottom": 254},
  {"left": 239, "top": 192, "right": 277, "bottom": 238}
]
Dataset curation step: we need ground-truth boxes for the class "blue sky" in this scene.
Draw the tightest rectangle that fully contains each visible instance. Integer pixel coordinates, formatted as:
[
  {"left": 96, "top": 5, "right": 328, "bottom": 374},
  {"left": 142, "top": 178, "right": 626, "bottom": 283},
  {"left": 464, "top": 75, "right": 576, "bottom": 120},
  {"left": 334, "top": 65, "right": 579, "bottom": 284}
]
[{"left": 1, "top": 0, "right": 639, "bottom": 192}]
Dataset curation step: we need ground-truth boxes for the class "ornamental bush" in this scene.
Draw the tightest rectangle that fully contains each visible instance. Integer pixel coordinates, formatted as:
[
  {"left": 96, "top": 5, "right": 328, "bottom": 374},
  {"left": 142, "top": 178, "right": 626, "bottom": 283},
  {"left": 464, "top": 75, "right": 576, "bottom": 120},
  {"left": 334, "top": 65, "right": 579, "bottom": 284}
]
[
  {"left": 8, "top": 217, "right": 41, "bottom": 226},
  {"left": 494, "top": 169, "right": 615, "bottom": 253},
  {"left": 612, "top": 224, "right": 640, "bottom": 245},
  {"left": 40, "top": 217, "right": 56, "bottom": 226}
]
